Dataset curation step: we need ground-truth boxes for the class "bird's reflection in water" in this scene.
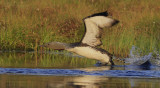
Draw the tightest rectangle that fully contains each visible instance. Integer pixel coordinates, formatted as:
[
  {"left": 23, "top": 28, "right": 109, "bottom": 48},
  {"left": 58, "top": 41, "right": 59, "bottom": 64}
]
[
  {"left": 48, "top": 76, "right": 108, "bottom": 88},
  {"left": 68, "top": 75, "right": 108, "bottom": 88},
  {"left": 48, "top": 64, "right": 160, "bottom": 88},
  {"left": 48, "top": 66, "right": 111, "bottom": 88},
  {"left": 66, "top": 66, "right": 111, "bottom": 88}
]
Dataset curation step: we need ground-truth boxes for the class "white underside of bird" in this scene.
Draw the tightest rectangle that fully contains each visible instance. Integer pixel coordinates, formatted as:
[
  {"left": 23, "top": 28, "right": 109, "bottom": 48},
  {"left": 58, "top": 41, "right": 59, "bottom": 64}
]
[{"left": 67, "top": 46, "right": 111, "bottom": 64}]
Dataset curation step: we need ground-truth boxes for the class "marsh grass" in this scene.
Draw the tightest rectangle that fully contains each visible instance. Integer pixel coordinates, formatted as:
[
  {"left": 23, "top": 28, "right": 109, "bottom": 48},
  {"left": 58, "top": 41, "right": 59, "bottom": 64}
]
[
  {"left": 0, "top": 0, "right": 160, "bottom": 57},
  {"left": 0, "top": 52, "right": 96, "bottom": 68}
]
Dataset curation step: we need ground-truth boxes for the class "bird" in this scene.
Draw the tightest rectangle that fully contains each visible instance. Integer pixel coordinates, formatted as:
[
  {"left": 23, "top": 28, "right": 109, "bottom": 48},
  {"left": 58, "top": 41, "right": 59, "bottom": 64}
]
[{"left": 40, "top": 11, "right": 119, "bottom": 66}]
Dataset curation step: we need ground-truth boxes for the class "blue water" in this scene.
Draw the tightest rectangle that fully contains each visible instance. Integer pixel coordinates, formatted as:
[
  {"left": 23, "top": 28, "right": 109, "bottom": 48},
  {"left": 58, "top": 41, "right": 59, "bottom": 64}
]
[{"left": 0, "top": 64, "right": 160, "bottom": 78}]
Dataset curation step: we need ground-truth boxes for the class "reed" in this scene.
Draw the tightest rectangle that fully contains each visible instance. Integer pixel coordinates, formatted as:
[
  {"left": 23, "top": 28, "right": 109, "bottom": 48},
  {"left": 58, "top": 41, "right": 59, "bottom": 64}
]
[
  {"left": 0, "top": 0, "right": 160, "bottom": 57},
  {"left": 0, "top": 52, "right": 96, "bottom": 68}
]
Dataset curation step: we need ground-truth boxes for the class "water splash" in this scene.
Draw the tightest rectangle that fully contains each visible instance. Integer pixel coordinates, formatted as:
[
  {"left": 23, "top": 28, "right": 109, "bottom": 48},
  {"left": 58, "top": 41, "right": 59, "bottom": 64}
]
[
  {"left": 129, "top": 45, "right": 142, "bottom": 58},
  {"left": 125, "top": 45, "right": 160, "bottom": 66},
  {"left": 149, "top": 51, "right": 160, "bottom": 66}
]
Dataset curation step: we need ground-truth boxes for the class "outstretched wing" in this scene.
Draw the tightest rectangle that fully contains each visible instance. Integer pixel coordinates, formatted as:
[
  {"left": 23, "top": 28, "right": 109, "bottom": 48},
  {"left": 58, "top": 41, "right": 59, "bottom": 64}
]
[{"left": 81, "top": 11, "right": 119, "bottom": 47}]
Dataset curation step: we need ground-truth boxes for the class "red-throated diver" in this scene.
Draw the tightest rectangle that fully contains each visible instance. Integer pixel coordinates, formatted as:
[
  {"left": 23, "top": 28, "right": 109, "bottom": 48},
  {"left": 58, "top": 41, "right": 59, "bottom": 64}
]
[{"left": 41, "top": 11, "right": 119, "bottom": 65}]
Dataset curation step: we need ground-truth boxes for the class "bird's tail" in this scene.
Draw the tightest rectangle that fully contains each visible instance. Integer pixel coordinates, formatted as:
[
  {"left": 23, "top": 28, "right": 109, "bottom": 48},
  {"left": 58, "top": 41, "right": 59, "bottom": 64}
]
[{"left": 40, "top": 42, "right": 71, "bottom": 50}]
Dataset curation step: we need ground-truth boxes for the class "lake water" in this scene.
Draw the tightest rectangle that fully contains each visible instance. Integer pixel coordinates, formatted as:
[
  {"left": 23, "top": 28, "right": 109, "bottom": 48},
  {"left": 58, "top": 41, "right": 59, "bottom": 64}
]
[
  {"left": 0, "top": 51, "right": 160, "bottom": 88},
  {"left": 0, "top": 74, "right": 160, "bottom": 88}
]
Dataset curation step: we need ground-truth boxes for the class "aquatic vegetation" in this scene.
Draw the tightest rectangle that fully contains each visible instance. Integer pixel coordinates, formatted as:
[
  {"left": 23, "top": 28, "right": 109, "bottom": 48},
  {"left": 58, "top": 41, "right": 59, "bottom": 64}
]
[{"left": 0, "top": 51, "right": 96, "bottom": 68}]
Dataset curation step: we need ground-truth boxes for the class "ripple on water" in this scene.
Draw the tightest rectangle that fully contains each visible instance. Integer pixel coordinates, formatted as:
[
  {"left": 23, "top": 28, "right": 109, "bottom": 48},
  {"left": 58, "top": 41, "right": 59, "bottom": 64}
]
[{"left": 0, "top": 66, "right": 160, "bottom": 78}]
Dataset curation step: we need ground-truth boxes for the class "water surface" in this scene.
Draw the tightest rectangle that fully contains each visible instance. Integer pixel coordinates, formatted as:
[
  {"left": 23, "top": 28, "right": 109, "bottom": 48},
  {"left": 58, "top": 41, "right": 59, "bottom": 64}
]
[
  {"left": 0, "top": 74, "right": 160, "bottom": 88},
  {"left": 0, "top": 51, "right": 160, "bottom": 88}
]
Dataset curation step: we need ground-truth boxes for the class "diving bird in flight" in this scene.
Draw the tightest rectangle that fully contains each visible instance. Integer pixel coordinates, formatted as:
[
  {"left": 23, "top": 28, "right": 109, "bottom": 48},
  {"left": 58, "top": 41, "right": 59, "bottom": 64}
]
[{"left": 41, "top": 11, "right": 119, "bottom": 65}]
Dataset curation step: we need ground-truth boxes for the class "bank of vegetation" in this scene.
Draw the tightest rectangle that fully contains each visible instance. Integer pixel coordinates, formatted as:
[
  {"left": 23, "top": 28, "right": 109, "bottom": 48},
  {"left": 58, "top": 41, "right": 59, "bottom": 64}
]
[{"left": 0, "top": 0, "right": 160, "bottom": 57}]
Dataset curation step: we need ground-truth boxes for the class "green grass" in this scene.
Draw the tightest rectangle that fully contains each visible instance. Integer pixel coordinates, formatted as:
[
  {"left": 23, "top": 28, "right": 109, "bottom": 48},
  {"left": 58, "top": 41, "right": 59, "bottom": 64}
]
[
  {"left": 0, "top": 51, "right": 96, "bottom": 68},
  {"left": 0, "top": 0, "right": 160, "bottom": 57}
]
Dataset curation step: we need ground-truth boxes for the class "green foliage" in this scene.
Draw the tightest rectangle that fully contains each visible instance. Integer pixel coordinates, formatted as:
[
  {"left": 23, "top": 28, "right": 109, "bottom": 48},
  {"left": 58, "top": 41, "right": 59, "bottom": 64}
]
[{"left": 0, "top": 0, "right": 160, "bottom": 56}]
